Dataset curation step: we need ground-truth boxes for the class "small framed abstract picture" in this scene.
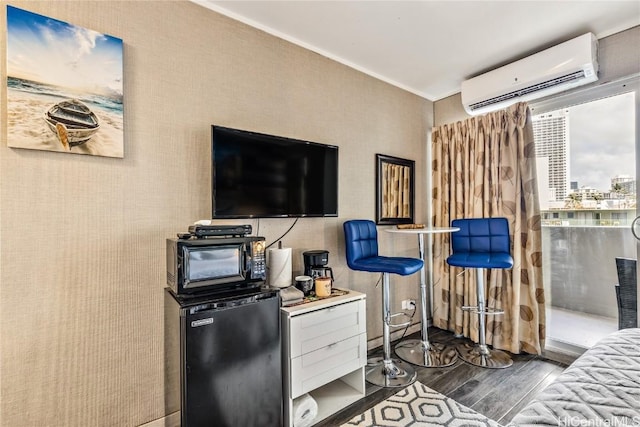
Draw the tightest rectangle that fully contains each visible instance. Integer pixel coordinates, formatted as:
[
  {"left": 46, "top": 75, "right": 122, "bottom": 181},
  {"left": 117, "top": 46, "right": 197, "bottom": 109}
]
[{"left": 6, "top": 6, "right": 124, "bottom": 158}]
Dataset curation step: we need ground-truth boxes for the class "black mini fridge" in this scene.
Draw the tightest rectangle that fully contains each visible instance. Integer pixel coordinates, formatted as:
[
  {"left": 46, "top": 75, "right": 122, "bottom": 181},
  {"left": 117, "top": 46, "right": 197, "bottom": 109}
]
[{"left": 166, "top": 287, "right": 282, "bottom": 427}]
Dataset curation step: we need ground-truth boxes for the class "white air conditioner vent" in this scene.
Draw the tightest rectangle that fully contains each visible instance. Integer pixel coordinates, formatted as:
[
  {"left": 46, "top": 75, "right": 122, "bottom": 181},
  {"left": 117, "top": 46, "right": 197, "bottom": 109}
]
[
  {"left": 468, "top": 70, "right": 586, "bottom": 111},
  {"left": 461, "top": 33, "right": 598, "bottom": 115}
]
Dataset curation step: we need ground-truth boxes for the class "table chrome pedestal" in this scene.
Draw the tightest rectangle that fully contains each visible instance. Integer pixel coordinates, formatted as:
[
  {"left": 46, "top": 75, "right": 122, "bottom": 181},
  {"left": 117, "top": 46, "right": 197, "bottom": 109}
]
[
  {"left": 395, "top": 339, "right": 458, "bottom": 367},
  {"left": 386, "top": 227, "right": 460, "bottom": 368},
  {"left": 457, "top": 342, "right": 513, "bottom": 369}
]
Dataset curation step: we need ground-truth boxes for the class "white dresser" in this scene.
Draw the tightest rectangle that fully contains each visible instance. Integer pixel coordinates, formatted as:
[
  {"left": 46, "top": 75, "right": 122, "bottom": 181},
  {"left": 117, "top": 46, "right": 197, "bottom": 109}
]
[{"left": 281, "top": 290, "right": 367, "bottom": 427}]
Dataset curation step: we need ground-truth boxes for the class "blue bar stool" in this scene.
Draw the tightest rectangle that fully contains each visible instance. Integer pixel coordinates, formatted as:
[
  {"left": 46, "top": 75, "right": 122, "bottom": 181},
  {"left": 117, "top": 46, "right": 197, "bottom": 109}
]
[
  {"left": 447, "top": 217, "right": 514, "bottom": 369},
  {"left": 344, "top": 220, "right": 424, "bottom": 387}
]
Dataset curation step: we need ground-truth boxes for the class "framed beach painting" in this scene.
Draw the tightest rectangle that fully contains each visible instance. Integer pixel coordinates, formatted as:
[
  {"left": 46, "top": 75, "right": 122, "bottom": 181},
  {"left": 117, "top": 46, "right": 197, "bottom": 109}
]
[{"left": 6, "top": 6, "right": 123, "bottom": 158}]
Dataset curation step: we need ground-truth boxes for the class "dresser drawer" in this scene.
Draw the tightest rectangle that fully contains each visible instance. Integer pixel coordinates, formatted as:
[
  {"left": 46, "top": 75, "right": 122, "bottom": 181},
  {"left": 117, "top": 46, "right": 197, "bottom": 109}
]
[
  {"left": 289, "top": 299, "right": 365, "bottom": 358},
  {"left": 290, "top": 333, "right": 366, "bottom": 399}
]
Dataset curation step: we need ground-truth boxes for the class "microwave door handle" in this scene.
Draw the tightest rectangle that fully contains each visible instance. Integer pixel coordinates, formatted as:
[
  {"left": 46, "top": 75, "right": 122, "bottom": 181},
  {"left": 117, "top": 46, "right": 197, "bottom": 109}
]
[{"left": 243, "top": 245, "right": 251, "bottom": 275}]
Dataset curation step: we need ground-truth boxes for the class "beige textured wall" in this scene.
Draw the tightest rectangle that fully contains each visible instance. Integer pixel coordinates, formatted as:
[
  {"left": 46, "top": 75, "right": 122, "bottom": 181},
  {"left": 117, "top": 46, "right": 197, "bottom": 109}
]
[
  {"left": 434, "top": 26, "right": 640, "bottom": 126},
  {"left": 0, "top": 1, "right": 432, "bottom": 425}
]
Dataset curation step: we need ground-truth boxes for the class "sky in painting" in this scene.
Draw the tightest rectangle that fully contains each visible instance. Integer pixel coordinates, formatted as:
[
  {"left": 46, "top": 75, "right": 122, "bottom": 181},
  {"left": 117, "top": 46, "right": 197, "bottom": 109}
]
[
  {"left": 569, "top": 91, "right": 635, "bottom": 192},
  {"left": 6, "top": 5, "right": 123, "bottom": 97}
]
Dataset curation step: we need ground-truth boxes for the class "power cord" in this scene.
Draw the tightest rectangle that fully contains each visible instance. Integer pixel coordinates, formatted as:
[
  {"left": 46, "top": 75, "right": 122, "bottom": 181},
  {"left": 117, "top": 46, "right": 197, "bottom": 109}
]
[
  {"left": 374, "top": 273, "right": 383, "bottom": 288},
  {"left": 375, "top": 273, "right": 417, "bottom": 345},
  {"left": 265, "top": 217, "right": 299, "bottom": 249},
  {"left": 393, "top": 301, "right": 417, "bottom": 345}
]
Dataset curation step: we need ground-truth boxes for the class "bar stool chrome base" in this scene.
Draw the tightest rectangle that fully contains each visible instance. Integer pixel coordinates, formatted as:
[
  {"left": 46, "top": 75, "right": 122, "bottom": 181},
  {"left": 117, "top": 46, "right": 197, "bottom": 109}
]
[
  {"left": 457, "top": 342, "right": 513, "bottom": 369},
  {"left": 395, "top": 339, "right": 458, "bottom": 367},
  {"left": 365, "top": 357, "right": 417, "bottom": 387}
]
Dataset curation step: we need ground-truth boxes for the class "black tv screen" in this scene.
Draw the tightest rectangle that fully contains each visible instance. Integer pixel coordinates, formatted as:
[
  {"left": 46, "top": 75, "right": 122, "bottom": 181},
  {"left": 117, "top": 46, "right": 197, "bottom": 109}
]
[{"left": 212, "top": 126, "right": 338, "bottom": 218}]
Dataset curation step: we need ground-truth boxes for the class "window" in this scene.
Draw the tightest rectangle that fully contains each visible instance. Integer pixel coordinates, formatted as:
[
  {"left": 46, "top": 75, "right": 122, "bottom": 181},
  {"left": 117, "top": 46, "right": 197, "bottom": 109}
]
[
  {"left": 612, "top": 212, "right": 628, "bottom": 221},
  {"left": 531, "top": 75, "right": 638, "bottom": 352}
]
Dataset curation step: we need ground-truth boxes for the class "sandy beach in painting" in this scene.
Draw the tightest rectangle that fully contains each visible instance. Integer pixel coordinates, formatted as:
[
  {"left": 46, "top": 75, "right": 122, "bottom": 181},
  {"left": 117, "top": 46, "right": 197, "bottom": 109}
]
[{"left": 7, "top": 87, "right": 124, "bottom": 158}]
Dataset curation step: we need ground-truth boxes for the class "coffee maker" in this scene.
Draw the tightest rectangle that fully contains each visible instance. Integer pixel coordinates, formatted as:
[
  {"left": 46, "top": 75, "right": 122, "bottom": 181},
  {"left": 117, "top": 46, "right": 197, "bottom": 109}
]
[{"left": 303, "top": 250, "right": 334, "bottom": 282}]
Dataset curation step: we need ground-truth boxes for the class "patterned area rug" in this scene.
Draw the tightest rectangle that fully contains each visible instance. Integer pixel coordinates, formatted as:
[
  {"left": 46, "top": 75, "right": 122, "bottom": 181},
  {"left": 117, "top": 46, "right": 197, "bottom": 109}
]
[{"left": 341, "top": 381, "right": 502, "bottom": 427}]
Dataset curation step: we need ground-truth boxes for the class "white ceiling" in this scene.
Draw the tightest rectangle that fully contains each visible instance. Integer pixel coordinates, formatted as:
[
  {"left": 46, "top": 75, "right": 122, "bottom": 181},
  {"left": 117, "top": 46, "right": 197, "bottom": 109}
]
[{"left": 194, "top": 1, "right": 640, "bottom": 101}]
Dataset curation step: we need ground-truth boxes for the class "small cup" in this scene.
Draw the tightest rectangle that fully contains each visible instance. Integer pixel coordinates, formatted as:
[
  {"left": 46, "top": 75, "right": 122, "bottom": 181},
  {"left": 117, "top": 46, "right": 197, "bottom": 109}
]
[
  {"left": 295, "top": 275, "right": 314, "bottom": 296},
  {"left": 314, "top": 276, "right": 332, "bottom": 297}
]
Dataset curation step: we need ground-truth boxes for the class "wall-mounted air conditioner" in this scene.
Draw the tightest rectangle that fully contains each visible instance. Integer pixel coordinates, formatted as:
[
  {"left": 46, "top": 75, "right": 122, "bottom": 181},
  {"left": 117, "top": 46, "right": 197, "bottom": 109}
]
[{"left": 461, "top": 33, "right": 598, "bottom": 115}]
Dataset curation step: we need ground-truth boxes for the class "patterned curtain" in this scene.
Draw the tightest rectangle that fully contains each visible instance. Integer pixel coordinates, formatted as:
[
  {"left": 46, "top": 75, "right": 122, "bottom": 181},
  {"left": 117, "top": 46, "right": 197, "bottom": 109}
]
[
  {"left": 431, "top": 102, "right": 545, "bottom": 355},
  {"left": 383, "top": 163, "right": 410, "bottom": 218}
]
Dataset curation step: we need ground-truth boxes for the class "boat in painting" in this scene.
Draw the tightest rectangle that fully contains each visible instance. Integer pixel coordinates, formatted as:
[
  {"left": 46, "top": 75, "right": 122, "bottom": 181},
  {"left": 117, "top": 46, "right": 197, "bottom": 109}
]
[{"left": 44, "top": 99, "right": 100, "bottom": 148}]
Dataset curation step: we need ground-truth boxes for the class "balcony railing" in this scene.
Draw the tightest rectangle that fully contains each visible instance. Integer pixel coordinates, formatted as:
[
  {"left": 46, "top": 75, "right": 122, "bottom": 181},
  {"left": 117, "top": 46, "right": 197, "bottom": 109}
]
[
  {"left": 542, "top": 219, "right": 632, "bottom": 226},
  {"left": 541, "top": 224, "right": 635, "bottom": 319}
]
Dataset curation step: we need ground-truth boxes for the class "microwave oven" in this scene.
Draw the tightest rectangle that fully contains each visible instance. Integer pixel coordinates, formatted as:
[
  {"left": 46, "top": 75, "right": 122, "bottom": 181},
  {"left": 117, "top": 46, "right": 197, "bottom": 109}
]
[{"left": 166, "top": 236, "right": 266, "bottom": 295}]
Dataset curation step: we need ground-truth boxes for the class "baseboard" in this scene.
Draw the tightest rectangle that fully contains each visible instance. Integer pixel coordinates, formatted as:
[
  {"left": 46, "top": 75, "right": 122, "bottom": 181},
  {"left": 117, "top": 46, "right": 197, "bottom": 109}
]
[{"left": 138, "top": 411, "right": 180, "bottom": 427}]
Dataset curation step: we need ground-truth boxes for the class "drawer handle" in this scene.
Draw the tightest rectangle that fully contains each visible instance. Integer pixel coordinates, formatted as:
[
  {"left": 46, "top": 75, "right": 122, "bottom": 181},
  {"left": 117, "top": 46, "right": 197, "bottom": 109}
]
[
  {"left": 326, "top": 307, "right": 337, "bottom": 312},
  {"left": 327, "top": 342, "right": 338, "bottom": 348}
]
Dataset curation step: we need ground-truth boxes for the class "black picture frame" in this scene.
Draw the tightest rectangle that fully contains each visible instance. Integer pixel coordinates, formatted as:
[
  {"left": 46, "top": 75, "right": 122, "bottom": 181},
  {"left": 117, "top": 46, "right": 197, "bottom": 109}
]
[{"left": 375, "top": 154, "right": 415, "bottom": 225}]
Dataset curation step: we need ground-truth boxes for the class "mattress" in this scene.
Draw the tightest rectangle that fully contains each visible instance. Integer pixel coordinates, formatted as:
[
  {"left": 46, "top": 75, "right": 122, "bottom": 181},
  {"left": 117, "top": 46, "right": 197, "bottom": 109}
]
[{"left": 509, "top": 328, "right": 640, "bottom": 426}]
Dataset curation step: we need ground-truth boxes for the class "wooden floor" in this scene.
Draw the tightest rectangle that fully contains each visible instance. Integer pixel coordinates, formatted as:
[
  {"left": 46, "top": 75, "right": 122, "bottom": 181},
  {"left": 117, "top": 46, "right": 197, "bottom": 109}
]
[{"left": 316, "top": 327, "right": 568, "bottom": 426}]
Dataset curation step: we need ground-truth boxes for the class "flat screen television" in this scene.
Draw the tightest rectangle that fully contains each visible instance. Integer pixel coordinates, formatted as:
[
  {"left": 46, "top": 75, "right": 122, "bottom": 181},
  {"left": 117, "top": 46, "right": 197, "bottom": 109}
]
[{"left": 212, "top": 126, "right": 339, "bottom": 218}]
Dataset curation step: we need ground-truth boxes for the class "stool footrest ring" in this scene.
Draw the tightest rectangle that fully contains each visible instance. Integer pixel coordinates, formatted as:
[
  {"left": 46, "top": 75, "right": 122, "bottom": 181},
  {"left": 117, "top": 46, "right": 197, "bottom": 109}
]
[
  {"left": 386, "top": 312, "right": 412, "bottom": 328},
  {"left": 461, "top": 306, "right": 505, "bottom": 316}
]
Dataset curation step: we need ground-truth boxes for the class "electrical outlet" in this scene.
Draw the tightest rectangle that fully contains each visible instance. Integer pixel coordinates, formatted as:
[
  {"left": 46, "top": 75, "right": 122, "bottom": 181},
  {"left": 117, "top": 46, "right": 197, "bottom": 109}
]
[{"left": 401, "top": 299, "right": 416, "bottom": 310}]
